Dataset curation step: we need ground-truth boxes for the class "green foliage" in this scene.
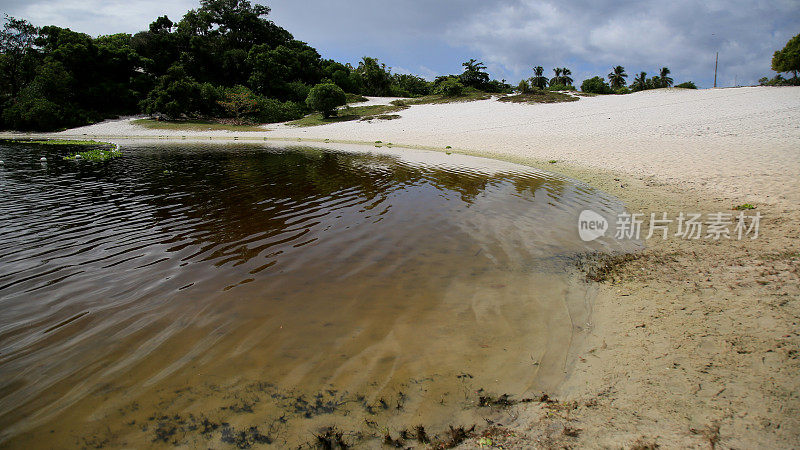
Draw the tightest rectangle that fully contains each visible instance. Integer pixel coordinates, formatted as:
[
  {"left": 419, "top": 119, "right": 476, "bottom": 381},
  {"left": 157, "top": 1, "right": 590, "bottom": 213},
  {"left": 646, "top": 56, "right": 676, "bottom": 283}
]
[
  {"left": 498, "top": 90, "right": 578, "bottom": 104},
  {"left": 217, "top": 85, "right": 260, "bottom": 123},
  {"left": 615, "top": 86, "right": 631, "bottom": 94},
  {"left": 433, "top": 78, "right": 464, "bottom": 97},
  {"left": 771, "top": 33, "right": 800, "bottom": 77},
  {"left": 608, "top": 66, "right": 627, "bottom": 88},
  {"left": 356, "top": 57, "right": 392, "bottom": 96},
  {"left": 675, "top": 81, "right": 697, "bottom": 89},
  {"left": 759, "top": 74, "right": 800, "bottom": 86},
  {"left": 517, "top": 79, "right": 532, "bottom": 93},
  {"left": 658, "top": 67, "right": 673, "bottom": 87},
  {"left": 459, "top": 59, "right": 490, "bottom": 89},
  {"left": 733, "top": 203, "right": 756, "bottom": 210},
  {"left": 64, "top": 147, "right": 122, "bottom": 162},
  {"left": 306, "top": 83, "right": 346, "bottom": 118},
  {"left": 631, "top": 72, "right": 648, "bottom": 91},
  {"left": 255, "top": 97, "right": 304, "bottom": 123},
  {"left": 289, "top": 103, "right": 406, "bottom": 127},
  {"left": 549, "top": 67, "right": 573, "bottom": 87},
  {"left": 580, "top": 76, "right": 612, "bottom": 94},
  {"left": 484, "top": 79, "right": 512, "bottom": 93},
  {"left": 531, "top": 66, "right": 548, "bottom": 89},
  {"left": 139, "top": 65, "right": 220, "bottom": 119},
  {"left": 390, "top": 73, "right": 431, "bottom": 97}
]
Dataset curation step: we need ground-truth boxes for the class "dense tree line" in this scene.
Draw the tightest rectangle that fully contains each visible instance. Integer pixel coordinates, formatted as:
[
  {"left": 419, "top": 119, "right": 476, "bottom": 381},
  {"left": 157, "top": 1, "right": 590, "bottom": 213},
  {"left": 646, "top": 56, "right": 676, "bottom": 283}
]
[{"left": 0, "top": 0, "right": 513, "bottom": 131}]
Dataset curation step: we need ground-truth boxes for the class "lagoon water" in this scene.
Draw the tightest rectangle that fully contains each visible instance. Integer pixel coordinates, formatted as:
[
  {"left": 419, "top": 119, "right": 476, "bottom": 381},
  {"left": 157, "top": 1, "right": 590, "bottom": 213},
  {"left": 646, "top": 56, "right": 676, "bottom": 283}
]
[{"left": 0, "top": 141, "right": 632, "bottom": 447}]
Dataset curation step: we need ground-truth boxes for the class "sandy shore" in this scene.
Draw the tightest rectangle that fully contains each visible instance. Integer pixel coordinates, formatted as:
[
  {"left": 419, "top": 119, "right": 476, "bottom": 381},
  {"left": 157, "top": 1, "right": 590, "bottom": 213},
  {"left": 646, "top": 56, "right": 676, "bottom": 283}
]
[{"left": 7, "top": 86, "right": 800, "bottom": 447}]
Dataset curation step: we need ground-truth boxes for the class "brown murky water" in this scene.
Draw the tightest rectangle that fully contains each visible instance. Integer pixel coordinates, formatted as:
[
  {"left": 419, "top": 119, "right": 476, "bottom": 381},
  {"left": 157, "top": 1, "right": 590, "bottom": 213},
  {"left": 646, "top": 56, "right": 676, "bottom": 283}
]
[{"left": 0, "top": 141, "right": 633, "bottom": 447}]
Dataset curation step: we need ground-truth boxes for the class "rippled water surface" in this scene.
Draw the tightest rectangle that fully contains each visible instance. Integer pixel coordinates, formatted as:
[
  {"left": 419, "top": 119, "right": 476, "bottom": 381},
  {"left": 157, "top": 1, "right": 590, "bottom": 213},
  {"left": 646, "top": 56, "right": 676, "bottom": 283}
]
[{"left": 0, "top": 141, "right": 631, "bottom": 447}]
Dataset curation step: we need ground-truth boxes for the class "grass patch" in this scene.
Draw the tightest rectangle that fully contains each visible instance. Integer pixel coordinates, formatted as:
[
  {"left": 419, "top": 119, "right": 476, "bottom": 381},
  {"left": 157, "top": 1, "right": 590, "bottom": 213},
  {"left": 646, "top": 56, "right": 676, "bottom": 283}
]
[
  {"left": 63, "top": 147, "right": 122, "bottom": 162},
  {"left": 733, "top": 203, "right": 756, "bottom": 210},
  {"left": 390, "top": 90, "right": 492, "bottom": 107},
  {"left": 346, "top": 93, "right": 369, "bottom": 103},
  {"left": 498, "top": 90, "right": 579, "bottom": 104},
  {"left": 288, "top": 104, "right": 408, "bottom": 127},
  {"left": 131, "top": 119, "right": 266, "bottom": 132}
]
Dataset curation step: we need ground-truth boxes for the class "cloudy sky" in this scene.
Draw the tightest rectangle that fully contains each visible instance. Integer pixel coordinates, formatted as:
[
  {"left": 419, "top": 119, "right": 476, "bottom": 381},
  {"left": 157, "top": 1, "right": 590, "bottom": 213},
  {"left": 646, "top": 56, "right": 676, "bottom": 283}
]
[{"left": 2, "top": 0, "right": 798, "bottom": 88}]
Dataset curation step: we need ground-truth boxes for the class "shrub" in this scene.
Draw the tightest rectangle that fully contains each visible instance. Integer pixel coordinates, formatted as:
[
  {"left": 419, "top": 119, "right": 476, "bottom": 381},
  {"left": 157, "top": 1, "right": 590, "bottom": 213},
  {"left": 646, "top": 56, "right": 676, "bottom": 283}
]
[
  {"left": 255, "top": 98, "right": 305, "bottom": 123},
  {"left": 306, "top": 83, "right": 347, "bottom": 118},
  {"left": 580, "top": 76, "right": 612, "bottom": 94},
  {"left": 517, "top": 79, "right": 531, "bottom": 93},
  {"left": 433, "top": 78, "right": 464, "bottom": 97},
  {"left": 218, "top": 85, "right": 260, "bottom": 124},
  {"left": 615, "top": 87, "right": 631, "bottom": 95},
  {"left": 284, "top": 81, "right": 311, "bottom": 103},
  {"left": 675, "top": 81, "right": 698, "bottom": 89}
]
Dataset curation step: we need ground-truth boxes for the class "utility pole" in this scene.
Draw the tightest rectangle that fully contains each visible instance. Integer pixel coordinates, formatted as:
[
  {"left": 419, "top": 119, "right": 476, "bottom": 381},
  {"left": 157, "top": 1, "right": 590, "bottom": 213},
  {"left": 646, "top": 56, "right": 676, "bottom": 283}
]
[{"left": 714, "top": 52, "right": 718, "bottom": 88}]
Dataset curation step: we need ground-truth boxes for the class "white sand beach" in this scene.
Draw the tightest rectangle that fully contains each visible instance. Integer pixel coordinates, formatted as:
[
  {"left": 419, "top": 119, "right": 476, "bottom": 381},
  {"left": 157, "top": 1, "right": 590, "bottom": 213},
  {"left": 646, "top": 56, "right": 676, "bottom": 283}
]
[
  {"left": 31, "top": 86, "right": 800, "bottom": 447},
  {"left": 58, "top": 87, "right": 800, "bottom": 208}
]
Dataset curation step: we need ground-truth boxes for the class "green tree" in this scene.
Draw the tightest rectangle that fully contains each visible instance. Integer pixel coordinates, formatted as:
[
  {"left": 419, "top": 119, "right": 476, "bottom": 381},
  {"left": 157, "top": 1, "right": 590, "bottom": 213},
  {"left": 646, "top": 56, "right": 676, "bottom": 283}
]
[
  {"left": 608, "top": 65, "right": 627, "bottom": 88},
  {"left": 561, "top": 68, "right": 573, "bottom": 86},
  {"left": 391, "top": 73, "right": 431, "bottom": 97},
  {"left": 459, "top": 58, "right": 489, "bottom": 89},
  {"left": 771, "top": 33, "right": 800, "bottom": 78},
  {"left": 433, "top": 77, "right": 464, "bottom": 97},
  {"left": 139, "top": 65, "right": 219, "bottom": 119},
  {"left": 356, "top": 56, "right": 391, "bottom": 96},
  {"left": 531, "top": 66, "right": 548, "bottom": 89},
  {"left": 581, "top": 76, "right": 612, "bottom": 94},
  {"left": 550, "top": 67, "right": 562, "bottom": 86},
  {"left": 0, "top": 16, "right": 39, "bottom": 98},
  {"left": 631, "top": 72, "right": 648, "bottom": 91},
  {"left": 306, "top": 83, "right": 346, "bottom": 118},
  {"left": 658, "top": 67, "right": 673, "bottom": 87}
]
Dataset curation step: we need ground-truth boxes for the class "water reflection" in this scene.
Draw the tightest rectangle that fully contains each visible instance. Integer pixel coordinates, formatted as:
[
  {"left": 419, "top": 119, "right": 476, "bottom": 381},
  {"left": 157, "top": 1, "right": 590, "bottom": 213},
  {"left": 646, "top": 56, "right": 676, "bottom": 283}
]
[{"left": 0, "top": 141, "right": 630, "bottom": 447}]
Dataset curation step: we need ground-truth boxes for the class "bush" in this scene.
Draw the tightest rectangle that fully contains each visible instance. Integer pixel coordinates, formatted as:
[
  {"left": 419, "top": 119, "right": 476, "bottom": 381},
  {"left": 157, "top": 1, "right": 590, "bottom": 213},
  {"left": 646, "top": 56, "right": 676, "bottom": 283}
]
[
  {"left": 615, "top": 87, "right": 631, "bottom": 95},
  {"left": 433, "top": 78, "right": 464, "bottom": 97},
  {"left": 547, "top": 84, "right": 577, "bottom": 91},
  {"left": 255, "top": 98, "right": 305, "bottom": 123},
  {"left": 306, "top": 83, "right": 347, "bottom": 118},
  {"left": 580, "top": 76, "right": 612, "bottom": 94},
  {"left": 517, "top": 79, "right": 531, "bottom": 93},
  {"left": 674, "top": 81, "right": 697, "bottom": 89},
  {"left": 218, "top": 85, "right": 260, "bottom": 124}
]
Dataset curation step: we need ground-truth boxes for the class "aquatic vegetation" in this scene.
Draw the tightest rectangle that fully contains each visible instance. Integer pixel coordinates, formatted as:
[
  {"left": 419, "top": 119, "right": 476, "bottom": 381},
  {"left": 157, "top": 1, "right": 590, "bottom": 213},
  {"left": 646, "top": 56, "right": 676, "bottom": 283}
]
[{"left": 63, "top": 147, "right": 121, "bottom": 162}]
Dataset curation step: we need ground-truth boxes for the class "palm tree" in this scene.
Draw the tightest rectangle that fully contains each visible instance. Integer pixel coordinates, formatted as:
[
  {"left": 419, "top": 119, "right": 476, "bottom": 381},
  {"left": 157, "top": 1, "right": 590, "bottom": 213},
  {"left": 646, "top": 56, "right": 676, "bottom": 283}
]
[
  {"left": 561, "top": 68, "right": 573, "bottom": 86},
  {"left": 608, "top": 65, "right": 627, "bottom": 88},
  {"left": 531, "top": 66, "right": 548, "bottom": 89},
  {"left": 659, "top": 67, "right": 673, "bottom": 87},
  {"left": 632, "top": 72, "right": 648, "bottom": 91},
  {"left": 551, "top": 67, "right": 563, "bottom": 86}
]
